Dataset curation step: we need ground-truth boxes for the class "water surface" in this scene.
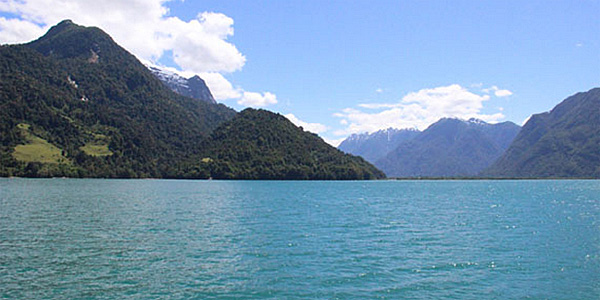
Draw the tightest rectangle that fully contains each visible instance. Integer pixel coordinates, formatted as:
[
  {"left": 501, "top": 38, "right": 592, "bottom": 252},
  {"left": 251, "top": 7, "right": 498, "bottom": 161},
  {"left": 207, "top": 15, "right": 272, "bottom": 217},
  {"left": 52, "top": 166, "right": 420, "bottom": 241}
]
[{"left": 1, "top": 179, "right": 598, "bottom": 299}]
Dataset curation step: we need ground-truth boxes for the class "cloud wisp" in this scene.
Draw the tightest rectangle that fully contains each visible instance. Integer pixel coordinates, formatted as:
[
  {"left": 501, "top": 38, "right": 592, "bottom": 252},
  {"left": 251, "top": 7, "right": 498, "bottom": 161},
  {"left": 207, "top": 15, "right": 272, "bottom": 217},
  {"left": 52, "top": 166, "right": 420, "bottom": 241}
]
[
  {"left": 0, "top": 0, "right": 277, "bottom": 107},
  {"left": 483, "top": 85, "right": 513, "bottom": 97},
  {"left": 334, "top": 84, "right": 507, "bottom": 136},
  {"left": 284, "top": 114, "right": 327, "bottom": 134},
  {"left": 239, "top": 92, "right": 278, "bottom": 107}
]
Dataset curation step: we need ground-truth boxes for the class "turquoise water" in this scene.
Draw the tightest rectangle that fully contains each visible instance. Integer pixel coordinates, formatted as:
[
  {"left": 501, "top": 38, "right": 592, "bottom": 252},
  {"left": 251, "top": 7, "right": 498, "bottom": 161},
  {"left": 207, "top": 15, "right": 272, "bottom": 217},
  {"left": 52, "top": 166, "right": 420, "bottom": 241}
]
[{"left": 0, "top": 179, "right": 598, "bottom": 299}]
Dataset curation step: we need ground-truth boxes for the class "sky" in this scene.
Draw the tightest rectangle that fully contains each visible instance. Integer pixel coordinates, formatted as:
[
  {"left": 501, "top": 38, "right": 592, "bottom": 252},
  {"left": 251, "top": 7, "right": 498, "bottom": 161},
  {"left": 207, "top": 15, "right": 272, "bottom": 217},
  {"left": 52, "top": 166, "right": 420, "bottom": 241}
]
[{"left": 1, "top": 0, "right": 598, "bottom": 146}]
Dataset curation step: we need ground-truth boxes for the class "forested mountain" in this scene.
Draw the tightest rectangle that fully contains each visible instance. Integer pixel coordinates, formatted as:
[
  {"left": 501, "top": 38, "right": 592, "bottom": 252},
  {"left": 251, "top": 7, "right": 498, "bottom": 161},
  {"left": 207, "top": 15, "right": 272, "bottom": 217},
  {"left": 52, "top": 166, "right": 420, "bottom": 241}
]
[
  {"left": 0, "top": 20, "right": 236, "bottom": 177},
  {"left": 338, "top": 128, "right": 420, "bottom": 163},
  {"left": 186, "top": 109, "right": 386, "bottom": 180},
  {"left": 376, "top": 118, "right": 520, "bottom": 177},
  {"left": 148, "top": 65, "right": 216, "bottom": 104},
  {"left": 485, "top": 88, "right": 600, "bottom": 178},
  {"left": 0, "top": 20, "right": 383, "bottom": 179}
]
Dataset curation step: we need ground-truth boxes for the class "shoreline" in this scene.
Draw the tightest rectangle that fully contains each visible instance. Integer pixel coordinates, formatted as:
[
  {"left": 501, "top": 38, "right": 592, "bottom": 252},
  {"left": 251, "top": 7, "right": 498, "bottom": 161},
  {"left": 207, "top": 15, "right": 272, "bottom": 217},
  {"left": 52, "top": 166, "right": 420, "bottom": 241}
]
[{"left": 2, "top": 176, "right": 599, "bottom": 181}]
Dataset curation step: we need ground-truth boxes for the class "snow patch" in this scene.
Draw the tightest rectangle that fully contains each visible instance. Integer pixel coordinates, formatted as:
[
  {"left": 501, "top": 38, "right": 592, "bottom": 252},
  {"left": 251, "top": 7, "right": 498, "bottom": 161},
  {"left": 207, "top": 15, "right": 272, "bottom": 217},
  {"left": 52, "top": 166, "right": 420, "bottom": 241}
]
[
  {"left": 467, "top": 118, "right": 487, "bottom": 125},
  {"left": 146, "top": 64, "right": 189, "bottom": 88}
]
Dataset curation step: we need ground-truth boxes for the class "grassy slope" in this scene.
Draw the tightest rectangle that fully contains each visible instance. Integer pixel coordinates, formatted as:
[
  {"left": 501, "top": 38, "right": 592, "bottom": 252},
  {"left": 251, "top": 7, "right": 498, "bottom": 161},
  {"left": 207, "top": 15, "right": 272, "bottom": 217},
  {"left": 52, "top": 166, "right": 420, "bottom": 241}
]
[{"left": 12, "top": 124, "right": 70, "bottom": 164}]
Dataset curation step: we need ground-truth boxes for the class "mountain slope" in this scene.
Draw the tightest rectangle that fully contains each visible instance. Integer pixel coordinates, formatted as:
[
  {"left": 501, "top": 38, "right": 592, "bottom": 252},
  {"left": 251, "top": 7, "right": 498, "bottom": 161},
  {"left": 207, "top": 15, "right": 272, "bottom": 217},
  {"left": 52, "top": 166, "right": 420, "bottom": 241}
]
[
  {"left": 338, "top": 128, "right": 420, "bottom": 163},
  {"left": 0, "top": 20, "right": 235, "bottom": 177},
  {"left": 485, "top": 88, "right": 600, "bottom": 178},
  {"left": 376, "top": 118, "right": 520, "bottom": 177},
  {"left": 0, "top": 20, "right": 385, "bottom": 180},
  {"left": 148, "top": 65, "right": 216, "bottom": 104},
  {"left": 189, "top": 109, "right": 386, "bottom": 180}
]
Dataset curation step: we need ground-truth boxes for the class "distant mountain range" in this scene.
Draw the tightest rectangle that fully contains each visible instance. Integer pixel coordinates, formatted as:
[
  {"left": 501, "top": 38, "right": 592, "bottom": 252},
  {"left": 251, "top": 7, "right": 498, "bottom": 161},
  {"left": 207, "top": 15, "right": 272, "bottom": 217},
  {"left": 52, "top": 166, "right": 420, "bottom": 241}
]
[
  {"left": 2, "top": 20, "right": 597, "bottom": 179},
  {"left": 147, "top": 64, "right": 216, "bottom": 104},
  {"left": 485, "top": 88, "right": 600, "bottom": 178},
  {"left": 340, "top": 87, "right": 600, "bottom": 178},
  {"left": 338, "top": 128, "right": 420, "bottom": 163},
  {"left": 374, "top": 118, "right": 521, "bottom": 177},
  {"left": 0, "top": 20, "right": 382, "bottom": 179}
]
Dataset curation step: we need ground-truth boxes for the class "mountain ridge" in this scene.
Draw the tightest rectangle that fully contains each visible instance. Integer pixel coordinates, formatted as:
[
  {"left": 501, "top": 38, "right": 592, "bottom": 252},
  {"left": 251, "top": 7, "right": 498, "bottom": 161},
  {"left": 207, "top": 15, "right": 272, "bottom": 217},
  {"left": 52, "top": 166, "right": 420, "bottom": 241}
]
[
  {"left": 338, "top": 128, "right": 420, "bottom": 163},
  {"left": 1, "top": 20, "right": 236, "bottom": 177},
  {"left": 375, "top": 118, "right": 521, "bottom": 177},
  {"left": 184, "top": 108, "right": 386, "bottom": 180},
  {"left": 0, "top": 20, "right": 383, "bottom": 180},
  {"left": 484, "top": 88, "right": 600, "bottom": 178}
]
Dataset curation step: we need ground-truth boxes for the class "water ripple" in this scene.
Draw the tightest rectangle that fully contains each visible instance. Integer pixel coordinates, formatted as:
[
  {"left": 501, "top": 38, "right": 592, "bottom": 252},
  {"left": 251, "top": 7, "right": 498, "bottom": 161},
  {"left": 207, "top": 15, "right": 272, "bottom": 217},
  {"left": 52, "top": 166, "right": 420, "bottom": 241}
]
[{"left": 1, "top": 179, "right": 598, "bottom": 299}]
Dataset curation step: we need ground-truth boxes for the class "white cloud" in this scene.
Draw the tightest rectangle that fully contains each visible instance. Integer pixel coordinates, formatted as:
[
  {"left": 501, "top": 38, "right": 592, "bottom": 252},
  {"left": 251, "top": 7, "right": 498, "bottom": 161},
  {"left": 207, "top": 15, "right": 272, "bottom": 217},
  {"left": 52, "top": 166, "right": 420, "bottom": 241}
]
[
  {"left": 358, "top": 103, "right": 400, "bottom": 109},
  {"left": 165, "top": 12, "right": 246, "bottom": 73},
  {"left": 402, "top": 84, "right": 491, "bottom": 116},
  {"left": 334, "top": 84, "right": 505, "bottom": 135},
  {"left": 199, "top": 73, "right": 278, "bottom": 107},
  {"left": 0, "top": 17, "right": 45, "bottom": 43},
  {"left": 198, "top": 72, "right": 242, "bottom": 101},
  {"left": 375, "top": 88, "right": 383, "bottom": 93},
  {"left": 284, "top": 114, "right": 327, "bottom": 134},
  {"left": 483, "top": 85, "right": 513, "bottom": 97},
  {"left": 238, "top": 91, "right": 278, "bottom": 107},
  {"left": 322, "top": 137, "right": 345, "bottom": 147},
  {"left": 494, "top": 89, "right": 513, "bottom": 97}
]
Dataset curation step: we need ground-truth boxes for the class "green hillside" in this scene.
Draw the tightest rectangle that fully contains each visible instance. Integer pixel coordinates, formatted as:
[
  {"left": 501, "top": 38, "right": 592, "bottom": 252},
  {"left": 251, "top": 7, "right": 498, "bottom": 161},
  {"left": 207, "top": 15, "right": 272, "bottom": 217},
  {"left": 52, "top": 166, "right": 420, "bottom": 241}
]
[
  {"left": 185, "top": 109, "right": 385, "bottom": 180},
  {"left": 1, "top": 20, "right": 383, "bottom": 180},
  {"left": 0, "top": 20, "right": 235, "bottom": 177}
]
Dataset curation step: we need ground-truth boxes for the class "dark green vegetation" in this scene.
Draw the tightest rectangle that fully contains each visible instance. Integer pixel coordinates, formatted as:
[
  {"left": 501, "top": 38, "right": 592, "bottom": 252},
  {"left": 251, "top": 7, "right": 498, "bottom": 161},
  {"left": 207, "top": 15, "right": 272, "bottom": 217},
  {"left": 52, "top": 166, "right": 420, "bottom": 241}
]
[
  {"left": 338, "top": 128, "right": 420, "bottom": 163},
  {"left": 374, "top": 118, "right": 521, "bottom": 178},
  {"left": 485, "top": 88, "right": 600, "bottom": 178},
  {"left": 0, "top": 20, "right": 383, "bottom": 179},
  {"left": 185, "top": 109, "right": 385, "bottom": 180},
  {"left": 0, "top": 20, "right": 235, "bottom": 177}
]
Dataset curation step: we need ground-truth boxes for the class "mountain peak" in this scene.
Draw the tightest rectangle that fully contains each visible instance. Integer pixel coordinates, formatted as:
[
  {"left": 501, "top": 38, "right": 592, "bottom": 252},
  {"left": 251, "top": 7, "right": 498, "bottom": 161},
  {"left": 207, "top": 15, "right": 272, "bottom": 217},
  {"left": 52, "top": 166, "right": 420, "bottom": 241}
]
[
  {"left": 27, "top": 20, "right": 118, "bottom": 61},
  {"left": 376, "top": 117, "right": 521, "bottom": 177},
  {"left": 0, "top": 19, "right": 238, "bottom": 178},
  {"left": 30, "top": 19, "right": 80, "bottom": 45},
  {"left": 338, "top": 127, "right": 420, "bottom": 163},
  {"left": 54, "top": 19, "right": 75, "bottom": 28},
  {"left": 44, "top": 19, "right": 76, "bottom": 35}
]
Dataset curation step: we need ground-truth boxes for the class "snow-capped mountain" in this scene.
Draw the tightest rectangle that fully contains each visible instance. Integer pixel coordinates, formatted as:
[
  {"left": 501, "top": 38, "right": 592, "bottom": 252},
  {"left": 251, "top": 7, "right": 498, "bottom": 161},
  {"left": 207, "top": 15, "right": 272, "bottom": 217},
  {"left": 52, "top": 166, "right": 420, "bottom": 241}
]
[
  {"left": 376, "top": 118, "right": 521, "bottom": 177},
  {"left": 338, "top": 128, "right": 420, "bottom": 163},
  {"left": 147, "top": 64, "right": 216, "bottom": 104}
]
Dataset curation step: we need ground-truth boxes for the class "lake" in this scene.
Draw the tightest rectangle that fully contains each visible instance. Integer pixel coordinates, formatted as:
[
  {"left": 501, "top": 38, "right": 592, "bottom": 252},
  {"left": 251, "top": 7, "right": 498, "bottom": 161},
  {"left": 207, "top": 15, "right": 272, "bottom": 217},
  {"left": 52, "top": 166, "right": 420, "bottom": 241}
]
[{"left": 1, "top": 179, "right": 598, "bottom": 299}]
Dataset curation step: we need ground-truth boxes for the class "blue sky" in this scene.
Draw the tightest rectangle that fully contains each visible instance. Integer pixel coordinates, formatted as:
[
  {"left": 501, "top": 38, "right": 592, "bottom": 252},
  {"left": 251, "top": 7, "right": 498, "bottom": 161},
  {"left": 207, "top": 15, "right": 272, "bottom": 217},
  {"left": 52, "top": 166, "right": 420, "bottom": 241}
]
[{"left": 1, "top": 0, "right": 598, "bottom": 145}]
